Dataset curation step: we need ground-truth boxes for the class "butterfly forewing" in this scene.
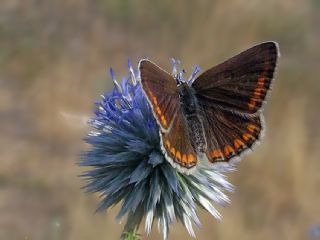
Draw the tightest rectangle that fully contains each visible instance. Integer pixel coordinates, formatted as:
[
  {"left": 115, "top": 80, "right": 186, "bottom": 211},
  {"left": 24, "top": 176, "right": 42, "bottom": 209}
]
[
  {"left": 192, "top": 42, "right": 279, "bottom": 114},
  {"left": 139, "top": 60, "right": 179, "bottom": 131}
]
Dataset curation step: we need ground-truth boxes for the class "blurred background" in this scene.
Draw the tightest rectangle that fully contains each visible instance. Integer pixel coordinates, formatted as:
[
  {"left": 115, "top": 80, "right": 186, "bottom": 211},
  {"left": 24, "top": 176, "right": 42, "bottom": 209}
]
[{"left": 1, "top": 0, "right": 320, "bottom": 239}]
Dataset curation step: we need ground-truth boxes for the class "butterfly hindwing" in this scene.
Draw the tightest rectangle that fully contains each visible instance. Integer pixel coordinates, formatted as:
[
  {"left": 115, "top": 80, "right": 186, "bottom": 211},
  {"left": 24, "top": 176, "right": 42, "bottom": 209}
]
[
  {"left": 192, "top": 42, "right": 279, "bottom": 114},
  {"left": 161, "top": 110, "right": 198, "bottom": 171},
  {"left": 201, "top": 106, "right": 263, "bottom": 163}
]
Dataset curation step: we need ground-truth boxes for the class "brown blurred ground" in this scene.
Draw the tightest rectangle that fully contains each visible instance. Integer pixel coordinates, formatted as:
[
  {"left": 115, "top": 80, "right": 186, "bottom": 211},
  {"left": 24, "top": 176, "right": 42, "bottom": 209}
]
[{"left": 0, "top": 0, "right": 320, "bottom": 239}]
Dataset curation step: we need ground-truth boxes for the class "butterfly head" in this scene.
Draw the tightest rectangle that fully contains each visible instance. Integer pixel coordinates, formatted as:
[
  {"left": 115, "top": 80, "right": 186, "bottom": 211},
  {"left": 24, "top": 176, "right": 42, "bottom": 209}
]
[
  {"left": 171, "top": 58, "right": 201, "bottom": 87},
  {"left": 175, "top": 69, "right": 186, "bottom": 85},
  {"left": 171, "top": 58, "right": 186, "bottom": 85}
]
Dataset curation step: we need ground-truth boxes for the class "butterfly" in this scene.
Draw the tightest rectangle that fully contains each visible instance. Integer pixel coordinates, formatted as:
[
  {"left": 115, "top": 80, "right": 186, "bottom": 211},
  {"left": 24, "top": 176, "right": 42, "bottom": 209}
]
[{"left": 139, "top": 42, "right": 279, "bottom": 173}]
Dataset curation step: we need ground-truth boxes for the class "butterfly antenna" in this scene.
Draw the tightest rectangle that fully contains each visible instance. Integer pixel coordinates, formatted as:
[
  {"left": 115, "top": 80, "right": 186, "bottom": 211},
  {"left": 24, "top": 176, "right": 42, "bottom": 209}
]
[
  {"left": 180, "top": 69, "right": 186, "bottom": 83},
  {"left": 171, "top": 58, "right": 181, "bottom": 77},
  {"left": 188, "top": 65, "right": 201, "bottom": 85}
]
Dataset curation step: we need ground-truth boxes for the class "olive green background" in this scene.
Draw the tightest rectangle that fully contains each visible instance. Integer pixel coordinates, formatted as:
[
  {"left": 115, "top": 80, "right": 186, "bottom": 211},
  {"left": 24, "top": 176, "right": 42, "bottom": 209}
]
[{"left": 1, "top": 0, "right": 320, "bottom": 239}]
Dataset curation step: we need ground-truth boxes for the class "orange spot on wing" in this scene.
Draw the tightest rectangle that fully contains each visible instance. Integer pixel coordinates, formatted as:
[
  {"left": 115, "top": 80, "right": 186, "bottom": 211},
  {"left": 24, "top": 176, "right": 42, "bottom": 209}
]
[
  {"left": 175, "top": 151, "right": 181, "bottom": 161},
  {"left": 156, "top": 107, "right": 161, "bottom": 115},
  {"left": 234, "top": 139, "right": 245, "bottom": 149},
  {"left": 211, "top": 149, "right": 223, "bottom": 159},
  {"left": 170, "top": 147, "right": 176, "bottom": 156},
  {"left": 255, "top": 87, "right": 264, "bottom": 93},
  {"left": 224, "top": 145, "right": 235, "bottom": 156},
  {"left": 248, "top": 100, "right": 256, "bottom": 110},
  {"left": 182, "top": 154, "right": 187, "bottom": 163},
  {"left": 161, "top": 115, "right": 167, "bottom": 127},
  {"left": 257, "top": 77, "right": 265, "bottom": 86},
  {"left": 243, "top": 133, "right": 254, "bottom": 141},
  {"left": 165, "top": 140, "right": 170, "bottom": 149},
  {"left": 187, "top": 154, "right": 196, "bottom": 163},
  {"left": 258, "top": 86, "right": 266, "bottom": 91},
  {"left": 152, "top": 96, "right": 158, "bottom": 104},
  {"left": 254, "top": 89, "right": 262, "bottom": 97},
  {"left": 247, "top": 124, "right": 258, "bottom": 133},
  {"left": 147, "top": 90, "right": 155, "bottom": 100}
]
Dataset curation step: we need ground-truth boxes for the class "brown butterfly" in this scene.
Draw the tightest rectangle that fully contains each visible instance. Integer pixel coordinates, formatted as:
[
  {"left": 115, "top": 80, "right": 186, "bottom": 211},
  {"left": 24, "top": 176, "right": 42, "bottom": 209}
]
[{"left": 139, "top": 42, "right": 279, "bottom": 173}]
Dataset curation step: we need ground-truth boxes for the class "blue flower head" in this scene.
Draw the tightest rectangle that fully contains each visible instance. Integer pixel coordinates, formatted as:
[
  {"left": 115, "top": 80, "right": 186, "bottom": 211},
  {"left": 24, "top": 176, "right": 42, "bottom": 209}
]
[{"left": 80, "top": 59, "right": 234, "bottom": 239}]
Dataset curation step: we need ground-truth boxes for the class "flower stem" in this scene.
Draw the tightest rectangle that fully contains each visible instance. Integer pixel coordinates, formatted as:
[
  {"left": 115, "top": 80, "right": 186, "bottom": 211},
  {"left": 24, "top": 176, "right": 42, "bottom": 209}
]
[{"left": 121, "top": 228, "right": 140, "bottom": 240}]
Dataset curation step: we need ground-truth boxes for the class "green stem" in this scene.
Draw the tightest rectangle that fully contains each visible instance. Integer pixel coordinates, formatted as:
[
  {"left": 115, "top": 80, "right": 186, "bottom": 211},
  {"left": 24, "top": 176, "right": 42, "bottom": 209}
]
[{"left": 121, "top": 228, "right": 140, "bottom": 240}]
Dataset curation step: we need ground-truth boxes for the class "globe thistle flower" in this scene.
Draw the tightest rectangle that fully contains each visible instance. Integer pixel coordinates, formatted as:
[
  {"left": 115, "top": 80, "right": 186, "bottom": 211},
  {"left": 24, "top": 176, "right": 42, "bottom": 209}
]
[{"left": 80, "top": 59, "right": 235, "bottom": 239}]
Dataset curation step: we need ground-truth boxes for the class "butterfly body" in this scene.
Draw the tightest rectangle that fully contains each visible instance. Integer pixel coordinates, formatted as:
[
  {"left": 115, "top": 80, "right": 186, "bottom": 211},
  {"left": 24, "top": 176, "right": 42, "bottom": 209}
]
[
  {"left": 139, "top": 42, "right": 279, "bottom": 173},
  {"left": 178, "top": 82, "right": 207, "bottom": 153}
]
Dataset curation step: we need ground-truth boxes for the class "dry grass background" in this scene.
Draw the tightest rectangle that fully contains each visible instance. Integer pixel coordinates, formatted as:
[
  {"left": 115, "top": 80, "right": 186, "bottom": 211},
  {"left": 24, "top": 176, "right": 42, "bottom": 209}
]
[{"left": 0, "top": 0, "right": 320, "bottom": 239}]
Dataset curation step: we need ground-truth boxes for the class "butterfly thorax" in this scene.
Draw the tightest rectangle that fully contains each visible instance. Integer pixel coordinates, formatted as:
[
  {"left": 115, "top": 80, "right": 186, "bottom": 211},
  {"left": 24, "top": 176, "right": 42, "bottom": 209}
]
[{"left": 177, "top": 83, "right": 207, "bottom": 153}]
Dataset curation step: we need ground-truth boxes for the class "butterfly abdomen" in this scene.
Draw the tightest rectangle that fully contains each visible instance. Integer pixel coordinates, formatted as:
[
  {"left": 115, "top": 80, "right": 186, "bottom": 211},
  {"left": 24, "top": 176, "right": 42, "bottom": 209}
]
[
  {"left": 186, "top": 114, "right": 207, "bottom": 152},
  {"left": 178, "top": 83, "right": 207, "bottom": 153}
]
